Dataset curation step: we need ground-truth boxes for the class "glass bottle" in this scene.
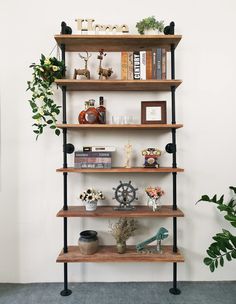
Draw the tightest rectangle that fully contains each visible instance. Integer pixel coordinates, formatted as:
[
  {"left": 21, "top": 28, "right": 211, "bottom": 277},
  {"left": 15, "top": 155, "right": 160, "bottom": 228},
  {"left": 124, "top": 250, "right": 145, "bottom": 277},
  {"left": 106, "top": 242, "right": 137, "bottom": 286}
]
[
  {"left": 96, "top": 96, "right": 106, "bottom": 124},
  {"left": 78, "top": 101, "right": 90, "bottom": 124},
  {"left": 84, "top": 99, "right": 99, "bottom": 124}
]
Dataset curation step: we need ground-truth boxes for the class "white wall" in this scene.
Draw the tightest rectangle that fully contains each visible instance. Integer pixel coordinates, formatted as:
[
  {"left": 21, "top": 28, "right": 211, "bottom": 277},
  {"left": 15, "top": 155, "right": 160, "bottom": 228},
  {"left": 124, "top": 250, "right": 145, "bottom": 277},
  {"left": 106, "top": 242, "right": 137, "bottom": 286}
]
[{"left": 1, "top": 0, "right": 236, "bottom": 283}]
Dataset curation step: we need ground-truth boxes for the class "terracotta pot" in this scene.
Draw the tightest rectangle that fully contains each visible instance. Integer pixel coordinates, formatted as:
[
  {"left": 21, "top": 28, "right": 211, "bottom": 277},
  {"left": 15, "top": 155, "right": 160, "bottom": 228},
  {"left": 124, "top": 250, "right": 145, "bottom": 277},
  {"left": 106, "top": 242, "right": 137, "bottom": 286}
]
[{"left": 78, "top": 230, "right": 98, "bottom": 255}]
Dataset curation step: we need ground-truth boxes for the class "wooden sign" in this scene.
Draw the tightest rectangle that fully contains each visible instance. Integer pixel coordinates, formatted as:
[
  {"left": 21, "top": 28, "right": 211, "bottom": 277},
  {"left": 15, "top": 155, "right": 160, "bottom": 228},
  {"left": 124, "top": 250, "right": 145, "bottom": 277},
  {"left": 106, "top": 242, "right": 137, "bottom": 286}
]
[{"left": 75, "top": 18, "right": 129, "bottom": 34}]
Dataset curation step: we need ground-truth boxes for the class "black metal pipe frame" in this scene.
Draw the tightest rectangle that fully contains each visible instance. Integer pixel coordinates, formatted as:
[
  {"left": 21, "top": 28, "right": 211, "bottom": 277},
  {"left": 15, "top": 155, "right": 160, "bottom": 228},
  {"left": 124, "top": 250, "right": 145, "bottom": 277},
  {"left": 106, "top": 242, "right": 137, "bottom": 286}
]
[
  {"left": 169, "top": 44, "right": 181, "bottom": 295},
  {"left": 60, "top": 43, "right": 72, "bottom": 297}
]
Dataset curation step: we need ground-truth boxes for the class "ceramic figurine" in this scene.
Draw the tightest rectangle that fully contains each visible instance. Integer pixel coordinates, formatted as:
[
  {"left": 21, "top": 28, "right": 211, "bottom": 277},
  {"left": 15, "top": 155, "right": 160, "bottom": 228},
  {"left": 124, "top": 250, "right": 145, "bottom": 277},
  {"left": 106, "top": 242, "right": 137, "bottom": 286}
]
[
  {"left": 74, "top": 52, "right": 91, "bottom": 79},
  {"left": 142, "top": 148, "right": 161, "bottom": 168},
  {"left": 97, "top": 49, "right": 113, "bottom": 80},
  {"left": 136, "top": 227, "right": 168, "bottom": 253},
  {"left": 124, "top": 142, "right": 132, "bottom": 168}
]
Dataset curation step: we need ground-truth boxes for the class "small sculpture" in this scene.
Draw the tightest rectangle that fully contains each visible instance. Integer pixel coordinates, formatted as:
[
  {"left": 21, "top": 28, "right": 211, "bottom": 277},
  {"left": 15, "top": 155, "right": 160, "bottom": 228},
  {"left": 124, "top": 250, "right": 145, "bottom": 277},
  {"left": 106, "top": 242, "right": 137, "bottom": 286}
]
[
  {"left": 164, "top": 21, "right": 175, "bottom": 35},
  {"left": 142, "top": 148, "right": 161, "bottom": 168},
  {"left": 97, "top": 49, "right": 113, "bottom": 80},
  {"left": 61, "top": 21, "right": 72, "bottom": 34},
  {"left": 136, "top": 227, "right": 168, "bottom": 253},
  {"left": 74, "top": 52, "right": 91, "bottom": 80},
  {"left": 124, "top": 142, "right": 132, "bottom": 168},
  {"left": 112, "top": 181, "right": 138, "bottom": 210}
]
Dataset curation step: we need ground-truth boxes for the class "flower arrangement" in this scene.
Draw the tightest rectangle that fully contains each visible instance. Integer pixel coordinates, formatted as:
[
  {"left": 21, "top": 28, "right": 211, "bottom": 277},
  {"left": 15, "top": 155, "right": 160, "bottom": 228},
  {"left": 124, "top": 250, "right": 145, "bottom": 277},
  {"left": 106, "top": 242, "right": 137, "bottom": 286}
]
[
  {"left": 136, "top": 16, "right": 165, "bottom": 35},
  {"left": 79, "top": 188, "right": 105, "bottom": 202},
  {"left": 145, "top": 186, "right": 164, "bottom": 199},
  {"left": 145, "top": 186, "right": 165, "bottom": 211},
  {"left": 109, "top": 218, "right": 138, "bottom": 244},
  {"left": 27, "top": 54, "right": 65, "bottom": 139}
]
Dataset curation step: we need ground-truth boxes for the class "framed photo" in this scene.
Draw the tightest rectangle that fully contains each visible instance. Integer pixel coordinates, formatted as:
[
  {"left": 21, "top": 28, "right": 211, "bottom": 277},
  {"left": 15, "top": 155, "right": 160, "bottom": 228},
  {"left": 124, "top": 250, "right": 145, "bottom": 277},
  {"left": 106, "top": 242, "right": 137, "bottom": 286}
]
[{"left": 141, "top": 101, "right": 167, "bottom": 124}]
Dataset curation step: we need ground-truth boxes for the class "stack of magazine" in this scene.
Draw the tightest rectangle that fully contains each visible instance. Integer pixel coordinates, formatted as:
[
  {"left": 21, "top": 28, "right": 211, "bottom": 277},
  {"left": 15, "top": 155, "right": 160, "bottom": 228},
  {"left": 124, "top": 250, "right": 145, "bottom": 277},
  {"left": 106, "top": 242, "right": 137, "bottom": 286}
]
[{"left": 74, "top": 146, "right": 115, "bottom": 169}]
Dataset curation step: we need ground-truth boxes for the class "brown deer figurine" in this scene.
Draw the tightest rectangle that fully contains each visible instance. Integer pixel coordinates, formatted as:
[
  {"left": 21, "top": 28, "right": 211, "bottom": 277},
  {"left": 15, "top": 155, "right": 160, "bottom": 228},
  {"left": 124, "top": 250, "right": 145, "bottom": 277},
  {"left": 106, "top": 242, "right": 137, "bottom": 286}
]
[
  {"left": 97, "top": 49, "right": 113, "bottom": 80},
  {"left": 74, "top": 52, "right": 91, "bottom": 79}
]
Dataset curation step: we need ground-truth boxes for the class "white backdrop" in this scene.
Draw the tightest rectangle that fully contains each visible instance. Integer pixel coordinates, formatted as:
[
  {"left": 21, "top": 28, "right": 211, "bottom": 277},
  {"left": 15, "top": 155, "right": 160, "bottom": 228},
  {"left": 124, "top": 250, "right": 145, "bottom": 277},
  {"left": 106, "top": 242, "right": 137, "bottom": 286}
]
[{"left": 0, "top": 0, "right": 236, "bottom": 283}]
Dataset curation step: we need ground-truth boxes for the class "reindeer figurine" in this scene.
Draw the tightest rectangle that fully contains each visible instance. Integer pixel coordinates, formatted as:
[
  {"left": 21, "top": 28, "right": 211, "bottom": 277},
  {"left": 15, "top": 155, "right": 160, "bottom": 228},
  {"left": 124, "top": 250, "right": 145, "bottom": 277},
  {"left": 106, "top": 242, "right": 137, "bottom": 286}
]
[
  {"left": 97, "top": 49, "right": 113, "bottom": 80},
  {"left": 73, "top": 52, "right": 91, "bottom": 80}
]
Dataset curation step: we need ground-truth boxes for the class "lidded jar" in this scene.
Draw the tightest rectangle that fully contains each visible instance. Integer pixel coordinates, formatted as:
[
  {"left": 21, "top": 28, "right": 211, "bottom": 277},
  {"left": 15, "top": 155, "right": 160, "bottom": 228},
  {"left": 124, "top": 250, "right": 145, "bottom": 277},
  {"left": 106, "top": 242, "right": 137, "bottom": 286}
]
[{"left": 78, "top": 230, "right": 99, "bottom": 255}]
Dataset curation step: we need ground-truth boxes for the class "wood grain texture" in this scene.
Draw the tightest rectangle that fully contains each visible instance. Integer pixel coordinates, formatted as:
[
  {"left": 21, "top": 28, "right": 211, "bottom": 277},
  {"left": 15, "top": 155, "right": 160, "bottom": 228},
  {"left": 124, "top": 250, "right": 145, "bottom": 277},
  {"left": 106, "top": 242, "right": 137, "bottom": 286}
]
[
  {"left": 56, "top": 123, "right": 183, "bottom": 129},
  {"left": 54, "top": 35, "right": 182, "bottom": 52},
  {"left": 54, "top": 79, "right": 182, "bottom": 91},
  {"left": 56, "top": 245, "right": 184, "bottom": 263},
  {"left": 56, "top": 205, "right": 184, "bottom": 218},
  {"left": 56, "top": 167, "right": 184, "bottom": 173}
]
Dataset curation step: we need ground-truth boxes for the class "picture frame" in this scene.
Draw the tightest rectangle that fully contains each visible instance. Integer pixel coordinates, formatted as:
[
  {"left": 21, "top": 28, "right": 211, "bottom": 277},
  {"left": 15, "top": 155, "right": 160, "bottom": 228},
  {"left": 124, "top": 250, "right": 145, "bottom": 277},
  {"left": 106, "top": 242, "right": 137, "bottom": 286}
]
[{"left": 141, "top": 101, "right": 167, "bottom": 124}]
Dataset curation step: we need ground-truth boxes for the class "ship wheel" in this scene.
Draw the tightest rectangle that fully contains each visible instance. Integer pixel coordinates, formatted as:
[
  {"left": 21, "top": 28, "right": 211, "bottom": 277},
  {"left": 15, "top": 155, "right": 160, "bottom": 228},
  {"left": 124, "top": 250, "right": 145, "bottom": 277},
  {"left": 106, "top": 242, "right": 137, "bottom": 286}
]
[{"left": 112, "top": 181, "right": 138, "bottom": 210}]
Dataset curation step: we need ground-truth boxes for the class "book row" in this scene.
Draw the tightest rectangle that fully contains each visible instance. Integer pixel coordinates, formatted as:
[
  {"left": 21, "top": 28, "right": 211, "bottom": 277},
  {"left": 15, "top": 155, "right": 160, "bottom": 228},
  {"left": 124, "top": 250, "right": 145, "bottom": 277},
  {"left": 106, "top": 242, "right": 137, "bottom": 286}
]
[{"left": 121, "top": 49, "right": 167, "bottom": 80}]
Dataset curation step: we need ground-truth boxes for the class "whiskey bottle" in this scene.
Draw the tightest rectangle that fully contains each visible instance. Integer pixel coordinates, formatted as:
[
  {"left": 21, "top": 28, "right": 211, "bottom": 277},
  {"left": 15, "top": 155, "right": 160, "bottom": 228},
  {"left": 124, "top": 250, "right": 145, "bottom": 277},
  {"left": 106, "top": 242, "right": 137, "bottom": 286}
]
[
  {"left": 97, "top": 96, "right": 106, "bottom": 124},
  {"left": 84, "top": 99, "right": 99, "bottom": 124},
  {"left": 78, "top": 101, "right": 90, "bottom": 124}
]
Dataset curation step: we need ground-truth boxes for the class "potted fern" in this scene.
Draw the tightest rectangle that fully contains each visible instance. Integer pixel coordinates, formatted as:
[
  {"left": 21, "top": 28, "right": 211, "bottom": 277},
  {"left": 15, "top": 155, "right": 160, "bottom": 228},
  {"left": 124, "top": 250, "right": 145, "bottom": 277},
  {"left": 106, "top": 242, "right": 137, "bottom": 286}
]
[
  {"left": 27, "top": 54, "right": 65, "bottom": 139},
  {"left": 136, "top": 16, "right": 165, "bottom": 35}
]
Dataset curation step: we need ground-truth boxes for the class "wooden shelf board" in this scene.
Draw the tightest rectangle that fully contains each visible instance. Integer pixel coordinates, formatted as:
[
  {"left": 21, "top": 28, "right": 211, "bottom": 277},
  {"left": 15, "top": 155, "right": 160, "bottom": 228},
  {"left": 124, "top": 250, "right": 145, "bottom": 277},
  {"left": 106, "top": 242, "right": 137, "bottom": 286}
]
[
  {"left": 57, "top": 205, "right": 184, "bottom": 218},
  {"left": 54, "top": 34, "right": 182, "bottom": 52},
  {"left": 56, "top": 167, "right": 184, "bottom": 173},
  {"left": 54, "top": 79, "right": 182, "bottom": 91},
  {"left": 56, "top": 123, "right": 183, "bottom": 130},
  {"left": 57, "top": 245, "right": 184, "bottom": 263}
]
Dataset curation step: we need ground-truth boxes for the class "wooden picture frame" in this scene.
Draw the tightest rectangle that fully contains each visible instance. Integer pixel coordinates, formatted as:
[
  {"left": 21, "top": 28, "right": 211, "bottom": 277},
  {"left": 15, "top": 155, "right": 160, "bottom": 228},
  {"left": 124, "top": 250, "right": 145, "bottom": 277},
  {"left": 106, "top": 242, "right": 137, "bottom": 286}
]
[{"left": 141, "top": 101, "right": 167, "bottom": 124}]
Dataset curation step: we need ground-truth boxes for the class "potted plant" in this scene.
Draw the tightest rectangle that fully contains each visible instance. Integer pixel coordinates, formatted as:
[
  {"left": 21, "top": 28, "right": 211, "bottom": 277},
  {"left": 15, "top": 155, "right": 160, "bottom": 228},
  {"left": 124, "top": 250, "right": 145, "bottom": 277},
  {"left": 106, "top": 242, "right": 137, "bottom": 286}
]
[
  {"left": 136, "top": 16, "right": 165, "bottom": 35},
  {"left": 27, "top": 54, "right": 65, "bottom": 139},
  {"left": 197, "top": 186, "right": 236, "bottom": 272},
  {"left": 79, "top": 188, "right": 105, "bottom": 211},
  {"left": 109, "top": 218, "right": 138, "bottom": 253},
  {"left": 145, "top": 186, "right": 165, "bottom": 211}
]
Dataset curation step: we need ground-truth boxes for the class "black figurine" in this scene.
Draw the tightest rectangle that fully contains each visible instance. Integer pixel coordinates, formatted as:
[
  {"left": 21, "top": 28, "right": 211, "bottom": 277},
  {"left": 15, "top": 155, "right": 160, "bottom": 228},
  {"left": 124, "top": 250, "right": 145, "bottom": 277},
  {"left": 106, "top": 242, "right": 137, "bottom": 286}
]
[
  {"left": 164, "top": 21, "right": 175, "bottom": 35},
  {"left": 61, "top": 21, "right": 72, "bottom": 34}
]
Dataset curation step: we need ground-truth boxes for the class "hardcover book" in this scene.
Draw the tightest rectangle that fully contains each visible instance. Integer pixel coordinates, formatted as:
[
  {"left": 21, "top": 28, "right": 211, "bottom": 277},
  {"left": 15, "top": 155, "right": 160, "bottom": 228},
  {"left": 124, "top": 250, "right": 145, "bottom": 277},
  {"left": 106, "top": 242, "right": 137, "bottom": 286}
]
[
  {"left": 75, "top": 151, "right": 112, "bottom": 157},
  {"left": 140, "top": 51, "right": 146, "bottom": 80},
  {"left": 156, "top": 48, "right": 162, "bottom": 79},
  {"left": 127, "top": 52, "right": 133, "bottom": 80},
  {"left": 146, "top": 51, "right": 152, "bottom": 80},
  {"left": 161, "top": 48, "right": 167, "bottom": 79},
  {"left": 152, "top": 50, "right": 157, "bottom": 79},
  {"left": 83, "top": 146, "right": 116, "bottom": 152},
  {"left": 133, "top": 51, "right": 140, "bottom": 80},
  {"left": 121, "top": 52, "right": 128, "bottom": 80}
]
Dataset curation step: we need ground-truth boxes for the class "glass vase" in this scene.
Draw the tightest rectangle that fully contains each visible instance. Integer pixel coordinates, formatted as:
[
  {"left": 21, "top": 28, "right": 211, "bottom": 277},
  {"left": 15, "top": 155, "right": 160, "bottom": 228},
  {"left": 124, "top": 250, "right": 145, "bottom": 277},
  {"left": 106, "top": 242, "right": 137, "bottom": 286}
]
[{"left": 147, "top": 197, "right": 161, "bottom": 212}]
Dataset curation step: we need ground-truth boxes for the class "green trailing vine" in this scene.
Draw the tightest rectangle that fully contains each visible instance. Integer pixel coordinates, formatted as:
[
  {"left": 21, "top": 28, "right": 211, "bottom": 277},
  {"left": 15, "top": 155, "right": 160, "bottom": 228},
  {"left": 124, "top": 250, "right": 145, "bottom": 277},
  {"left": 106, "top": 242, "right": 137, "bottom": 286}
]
[
  {"left": 197, "top": 186, "right": 236, "bottom": 272},
  {"left": 136, "top": 16, "right": 165, "bottom": 35},
  {"left": 27, "top": 54, "right": 65, "bottom": 139}
]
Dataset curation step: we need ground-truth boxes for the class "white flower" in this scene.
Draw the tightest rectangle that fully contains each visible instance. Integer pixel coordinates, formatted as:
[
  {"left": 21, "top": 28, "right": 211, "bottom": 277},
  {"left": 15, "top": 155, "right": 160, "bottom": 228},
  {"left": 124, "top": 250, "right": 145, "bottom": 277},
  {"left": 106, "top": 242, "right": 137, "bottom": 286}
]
[
  {"left": 44, "top": 58, "right": 51, "bottom": 65},
  {"left": 52, "top": 65, "right": 59, "bottom": 71},
  {"left": 38, "top": 108, "right": 44, "bottom": 115}
]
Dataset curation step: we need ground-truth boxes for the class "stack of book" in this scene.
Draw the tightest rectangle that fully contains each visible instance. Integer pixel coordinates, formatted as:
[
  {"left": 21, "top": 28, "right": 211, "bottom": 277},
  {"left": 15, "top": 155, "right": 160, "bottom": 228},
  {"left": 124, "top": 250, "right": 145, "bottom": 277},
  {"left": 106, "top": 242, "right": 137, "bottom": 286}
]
[
  {"left": 74, "top": 146, "right": 115, "bottom": 169},
  {"left": 121, "top": 49, "right": 167, "bottom": 80}
]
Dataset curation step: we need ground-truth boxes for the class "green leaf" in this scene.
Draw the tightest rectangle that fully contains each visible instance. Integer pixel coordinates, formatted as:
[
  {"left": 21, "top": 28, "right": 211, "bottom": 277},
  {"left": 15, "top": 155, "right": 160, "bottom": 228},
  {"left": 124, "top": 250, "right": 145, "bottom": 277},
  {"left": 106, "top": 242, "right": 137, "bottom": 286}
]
[
  {"left": 33, "top": 130, "right": 39, "bottom": 134},
  {"left": 230, "top": 222, "right": 236, "bottom": 228},
  {"left": 47, "top": 120, "right": 53, "bottom": 124},
  {"left": 220, "top": 256, "right": 224, "bottom": 267},
  {"left": 204, "top": 257, "right": 213, "bottom": 265},
  {"left": 225, "top": 214, "right": 236, "bottom": 222},
  {"left": 210, "top": 243, "right": 221, "bottom": 255},
  {"left": 32, "top": 113, "right": 41, "bottom": 119},
  {"left": 209, "top": 262, "right": 215, "bottom": 272},
  {"left": 50, "top": 125, "right": 56, "bottom": 129},
  {"left": 226, "top": 252, "right": 232, "bottom": 261},
  {"left": 55, "top": 129, "right": 60, "bottom": 136},
  {"left": 229, "top": 186, "right": 236, "bottom": 194},
  {"left": 231, "top": 250, "right": 236, "bottom": 258},
  {"left": 215, "top": 259, "right": 218, "bottom": 268},
  {"left": 207, "top": 250, "right": 216, "bottom": 258},
  {"left": 216, "top": 240, "right": 227, "bottom": 252},
  {"left": 229, "top": 235, "right": 236, "bottom": 248}
]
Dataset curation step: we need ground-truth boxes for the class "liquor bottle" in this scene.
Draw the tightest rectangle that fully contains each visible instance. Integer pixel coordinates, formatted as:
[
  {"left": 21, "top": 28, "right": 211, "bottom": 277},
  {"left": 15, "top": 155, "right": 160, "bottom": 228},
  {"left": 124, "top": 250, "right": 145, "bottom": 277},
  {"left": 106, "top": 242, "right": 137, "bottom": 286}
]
[
  {"left": 84, "top": 99, "right": 99, "bottom": 124},
  {"left": 97, "top": 96, "right": 106, "bottom": 124},
  {"left": 78, "top": 101, "right": 90, "bottom": 124}
]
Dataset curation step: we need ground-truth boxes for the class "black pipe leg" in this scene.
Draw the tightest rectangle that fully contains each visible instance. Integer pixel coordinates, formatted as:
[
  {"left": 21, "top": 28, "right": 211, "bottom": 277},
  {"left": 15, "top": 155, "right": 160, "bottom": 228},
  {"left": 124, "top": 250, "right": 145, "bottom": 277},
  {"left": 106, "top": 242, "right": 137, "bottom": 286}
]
[
  {"left": 169, "top": 262, "right": 181, "bottom": 295},
  {"left": 60, "top": 263, "right": 72, "bottom": 296}
]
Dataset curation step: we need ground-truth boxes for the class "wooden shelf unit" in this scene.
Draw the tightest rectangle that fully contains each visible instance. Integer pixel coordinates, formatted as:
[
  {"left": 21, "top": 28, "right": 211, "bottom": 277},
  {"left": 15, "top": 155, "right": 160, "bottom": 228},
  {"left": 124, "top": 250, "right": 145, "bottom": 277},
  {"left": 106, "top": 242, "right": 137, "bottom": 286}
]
[
  {"left": 56, "top": 123, "right": 183, "bottom": 130},
  {"left": 54, "top": 33, "right": 184, "bottom": 295},
  {"left": 56, "top": 167, "right": 184, "bottom": 173},
  {"left": 57, "top": 205, "right": 184, "bottom": 218},
  {"left": 55, "top": 79, "right": 182, "bottom": 91},
  {"left": 54, "top": 34, "right": 182, "bottom": 52},
  {"left": 57, "top": 245, "right": 184, "bottom": 263}
]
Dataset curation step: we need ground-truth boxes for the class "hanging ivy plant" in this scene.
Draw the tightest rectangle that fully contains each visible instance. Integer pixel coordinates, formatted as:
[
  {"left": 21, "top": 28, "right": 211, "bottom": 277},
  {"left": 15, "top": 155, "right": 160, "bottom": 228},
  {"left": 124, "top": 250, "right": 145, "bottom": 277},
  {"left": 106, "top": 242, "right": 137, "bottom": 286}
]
[
  {"left": 27, "top": 54, "right": 65, "bottom": 139},
  {"left": 197, "top": 186, "right": 236, "bottom": 272}
]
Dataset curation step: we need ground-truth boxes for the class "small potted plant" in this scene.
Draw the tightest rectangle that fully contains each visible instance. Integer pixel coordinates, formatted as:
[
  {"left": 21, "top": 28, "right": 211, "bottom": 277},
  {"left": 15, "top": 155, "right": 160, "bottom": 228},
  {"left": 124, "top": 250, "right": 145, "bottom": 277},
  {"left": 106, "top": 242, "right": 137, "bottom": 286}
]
[
  {"left": 109, "top": 218, "right": 138, "bottom": 254},
  {"left": 27, "top": 54, "right": 65, "bottom": 139},
  {"left": 79, "top": 188, "right": 105, "bottom": 211},
  {"left": 145, "top": 186, "right": 165, "bottom": 211},
  {"left": 136, "top": 16, "right": 165, "bottom": 35}
]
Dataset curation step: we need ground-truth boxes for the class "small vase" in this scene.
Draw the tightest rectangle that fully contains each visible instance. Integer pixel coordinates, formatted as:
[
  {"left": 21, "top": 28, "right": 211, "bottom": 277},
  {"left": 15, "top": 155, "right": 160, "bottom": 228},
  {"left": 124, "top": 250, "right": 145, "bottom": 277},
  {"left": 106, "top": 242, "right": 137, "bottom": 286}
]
[
  {"left": 144, "top": 29, "right": 159, "bottom": 35},
  {"left": 116, "top": 242, "right": 126, "bottom": 254},
  {"left": 85, "top": 200, "right": 97, "bottom": 211},
  {"left": 147, "top": 197, "right": 161, "bottom": 211},
  {"left": 78, "top": 230, "right": 98, "bottom": 255}
]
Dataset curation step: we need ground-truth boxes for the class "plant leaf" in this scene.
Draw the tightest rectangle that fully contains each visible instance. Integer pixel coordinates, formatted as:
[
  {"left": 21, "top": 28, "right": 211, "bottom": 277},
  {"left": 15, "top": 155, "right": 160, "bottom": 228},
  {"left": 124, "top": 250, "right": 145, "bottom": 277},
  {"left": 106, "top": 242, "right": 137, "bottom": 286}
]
[
  {"left": 204, "top": 257, "right": 213, "bottom": 265},
  {"left": 220, "top": 256, "right": 224, "bottom": 267}
]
